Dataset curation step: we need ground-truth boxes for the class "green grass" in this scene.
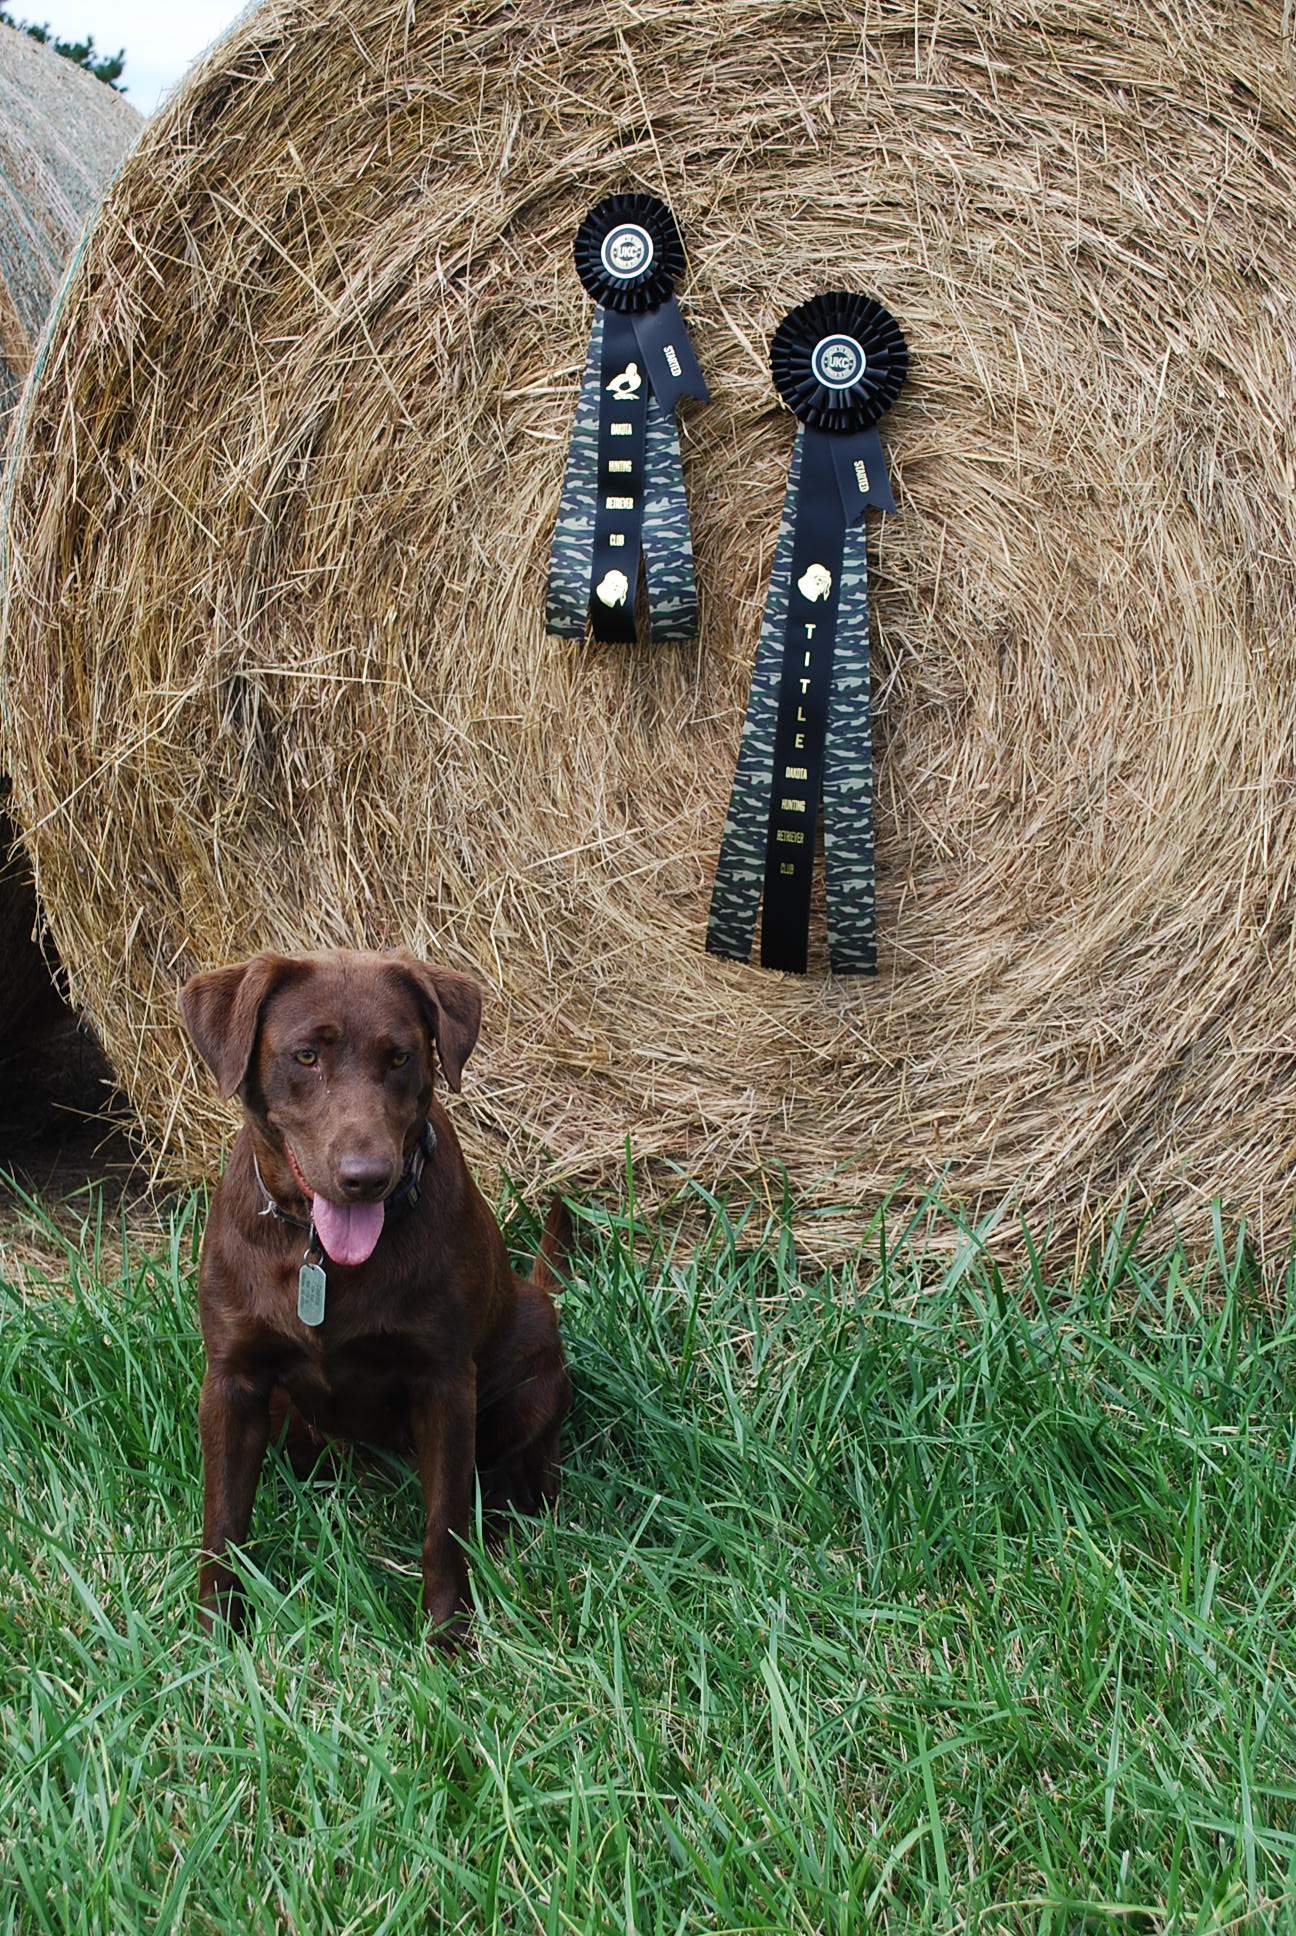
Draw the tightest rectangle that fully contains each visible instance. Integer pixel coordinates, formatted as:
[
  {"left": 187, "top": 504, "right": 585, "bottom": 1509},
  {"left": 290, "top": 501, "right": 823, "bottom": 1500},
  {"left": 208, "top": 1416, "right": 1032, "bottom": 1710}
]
[{"left": 2, "top": 1180, "right": 1296, "bottom": 1934}]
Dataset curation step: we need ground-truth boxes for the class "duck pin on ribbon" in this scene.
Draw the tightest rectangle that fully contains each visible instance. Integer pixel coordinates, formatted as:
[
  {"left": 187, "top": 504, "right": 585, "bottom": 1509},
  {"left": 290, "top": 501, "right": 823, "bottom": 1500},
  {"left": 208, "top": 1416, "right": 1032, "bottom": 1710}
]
[
  {"left": 546, "top": 194, "right": 709, "bottom": 644},
  {"left": 707, "top": 292, "right": 907, "bottom": 975}
]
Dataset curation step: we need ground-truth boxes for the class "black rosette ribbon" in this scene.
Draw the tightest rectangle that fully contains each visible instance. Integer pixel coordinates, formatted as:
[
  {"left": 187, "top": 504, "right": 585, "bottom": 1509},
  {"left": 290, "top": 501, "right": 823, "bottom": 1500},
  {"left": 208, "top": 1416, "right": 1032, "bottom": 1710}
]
[
  {"left": 707, "top": 292, "right": 907, "bottom": 975},
  {"left": 546, "top": 194, "right": 710, "bottom": 645}
]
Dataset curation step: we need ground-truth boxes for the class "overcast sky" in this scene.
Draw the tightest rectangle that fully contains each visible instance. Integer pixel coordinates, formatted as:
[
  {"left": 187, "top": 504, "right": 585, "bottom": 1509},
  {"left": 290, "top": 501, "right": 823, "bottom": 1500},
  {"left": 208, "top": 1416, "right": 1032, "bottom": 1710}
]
[{"left": 22, "top": 0, "right": 244, "bottom": 111}]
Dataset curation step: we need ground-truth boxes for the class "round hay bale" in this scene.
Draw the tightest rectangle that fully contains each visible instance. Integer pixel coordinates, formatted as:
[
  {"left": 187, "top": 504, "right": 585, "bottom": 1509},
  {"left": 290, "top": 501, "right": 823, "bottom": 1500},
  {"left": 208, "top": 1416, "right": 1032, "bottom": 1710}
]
[
  {"left": 2, "top": 0, "right": 1294, "bottom": 1246},
  {"left": 0, "top": 21, "right": 139, "bottom": 1029}
]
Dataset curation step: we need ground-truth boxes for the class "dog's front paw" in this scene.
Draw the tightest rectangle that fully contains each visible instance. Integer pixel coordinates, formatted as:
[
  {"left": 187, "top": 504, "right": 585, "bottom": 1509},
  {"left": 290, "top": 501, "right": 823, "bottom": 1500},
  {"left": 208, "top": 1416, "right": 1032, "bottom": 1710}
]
[
  {"left": 422, "top": 1565, "right": 470, "bottom": 1651},
  {"left": 197, "top": 1584, "right": 248, "bottom": 1638},
  {"left": 426, "top": 1607, "right": 469, "bottom": 1652}
]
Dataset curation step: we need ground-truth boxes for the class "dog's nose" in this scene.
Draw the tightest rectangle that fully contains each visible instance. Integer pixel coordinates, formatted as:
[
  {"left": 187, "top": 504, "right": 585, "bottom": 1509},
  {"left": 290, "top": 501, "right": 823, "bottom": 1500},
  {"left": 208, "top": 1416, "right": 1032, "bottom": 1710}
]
[{"left": 336, "top": 1155, "right": 393, "bottom": 1201}]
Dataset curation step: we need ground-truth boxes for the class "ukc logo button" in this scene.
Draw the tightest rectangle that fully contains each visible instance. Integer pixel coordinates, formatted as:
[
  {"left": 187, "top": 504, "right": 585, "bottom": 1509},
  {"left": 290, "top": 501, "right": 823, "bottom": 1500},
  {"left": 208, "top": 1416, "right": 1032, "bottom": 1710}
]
[
  {"left": 600, "top": 224, "right": 655, "bottom": 280},
  {"left": 811, "top": 333, "right": 867, "bottom": 391}
]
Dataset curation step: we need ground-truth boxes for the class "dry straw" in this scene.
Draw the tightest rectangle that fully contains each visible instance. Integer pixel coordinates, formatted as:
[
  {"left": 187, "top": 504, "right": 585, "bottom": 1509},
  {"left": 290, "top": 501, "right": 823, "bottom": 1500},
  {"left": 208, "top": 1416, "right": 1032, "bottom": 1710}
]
[
  {"left": 3, "top": 0, "right": 1295, "bottom": 1249},
  {"left": 0, "top": 22, "right": 138, "bottom": 1022}
]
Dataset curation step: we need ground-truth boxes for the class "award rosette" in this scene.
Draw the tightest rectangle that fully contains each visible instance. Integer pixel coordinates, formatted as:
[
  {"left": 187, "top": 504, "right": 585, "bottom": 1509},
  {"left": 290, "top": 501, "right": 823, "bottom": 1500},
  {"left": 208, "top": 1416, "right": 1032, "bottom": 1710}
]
[
  {"left": 546, "top": 194, "right": 709, "bottom": 645},
  {"left": 707, "top": 292, "right": 907, "bottom": 975}
]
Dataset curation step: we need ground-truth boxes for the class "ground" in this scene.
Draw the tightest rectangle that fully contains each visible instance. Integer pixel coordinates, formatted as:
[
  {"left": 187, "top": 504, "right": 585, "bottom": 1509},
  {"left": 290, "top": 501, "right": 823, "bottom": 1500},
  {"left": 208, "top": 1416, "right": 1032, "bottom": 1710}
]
[{"left": 1, "top": 1003, "right": 1294, "bottom": 1932}]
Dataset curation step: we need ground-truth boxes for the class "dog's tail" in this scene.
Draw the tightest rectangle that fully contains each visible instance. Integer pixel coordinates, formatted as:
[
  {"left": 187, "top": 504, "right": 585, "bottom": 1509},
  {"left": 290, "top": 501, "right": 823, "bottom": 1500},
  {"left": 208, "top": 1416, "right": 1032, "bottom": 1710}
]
[{"left": 528, "top": 1192, "right": 571, "bottom": 1295}]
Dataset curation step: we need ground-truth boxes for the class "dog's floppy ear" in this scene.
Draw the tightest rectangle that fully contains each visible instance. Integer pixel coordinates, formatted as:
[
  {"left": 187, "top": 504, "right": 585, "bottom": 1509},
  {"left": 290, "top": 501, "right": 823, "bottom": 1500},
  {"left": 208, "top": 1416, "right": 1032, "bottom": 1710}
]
[
  {"left": 179, "top": 954, "right": 299, "bottom": 1098},
  {"left": 394, "top": 959, "right": 483, "bottom": 1093}
]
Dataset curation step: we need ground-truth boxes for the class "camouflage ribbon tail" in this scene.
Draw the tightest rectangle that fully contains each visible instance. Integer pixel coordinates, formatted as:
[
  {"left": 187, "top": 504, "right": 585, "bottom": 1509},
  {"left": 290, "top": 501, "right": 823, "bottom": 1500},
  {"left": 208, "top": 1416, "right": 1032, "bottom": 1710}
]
[
  {"left": 546, "top": 300, "right": 706, "bottom": 645},
  {"left": 640, "top": 391, "right": 699, "bottom": 643},
  {"left": 822, "top": 509, "right": 878, "bottom": 975},
  {"left": 707, "top": 425, "right": 894, "bottom": 975},
  {"left": 707, "top": 433, "right": 805, "bottom": 964},
  {"left": 545, "top": 310, "right": 604, "bottom": 640}
]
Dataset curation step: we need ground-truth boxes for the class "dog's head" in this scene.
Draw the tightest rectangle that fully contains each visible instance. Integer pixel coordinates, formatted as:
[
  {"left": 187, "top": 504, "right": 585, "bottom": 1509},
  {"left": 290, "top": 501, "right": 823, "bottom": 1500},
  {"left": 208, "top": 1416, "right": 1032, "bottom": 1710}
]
[{"left": 179, "top": 949, "right": 481, "bottom": 1266}]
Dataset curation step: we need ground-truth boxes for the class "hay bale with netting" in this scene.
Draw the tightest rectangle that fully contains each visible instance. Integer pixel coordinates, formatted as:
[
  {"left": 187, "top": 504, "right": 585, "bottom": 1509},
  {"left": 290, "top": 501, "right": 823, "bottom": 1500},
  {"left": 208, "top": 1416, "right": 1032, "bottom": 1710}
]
[
  {"left": 2, "top": 0, "right": 1294, "bottom": 1248},
  {"left": 0, "top": 20, "right": 139, "bottom": 422},
  {"left": 0, "top": 20, "right": 139, "bottom": 1025}
]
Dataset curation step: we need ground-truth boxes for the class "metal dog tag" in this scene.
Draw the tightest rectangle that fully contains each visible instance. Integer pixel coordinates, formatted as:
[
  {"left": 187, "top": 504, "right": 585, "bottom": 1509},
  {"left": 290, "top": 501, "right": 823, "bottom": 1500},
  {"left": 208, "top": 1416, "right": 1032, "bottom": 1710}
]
[{"left": 298, "top": 1261, "right": 327, "bottom": 1327}]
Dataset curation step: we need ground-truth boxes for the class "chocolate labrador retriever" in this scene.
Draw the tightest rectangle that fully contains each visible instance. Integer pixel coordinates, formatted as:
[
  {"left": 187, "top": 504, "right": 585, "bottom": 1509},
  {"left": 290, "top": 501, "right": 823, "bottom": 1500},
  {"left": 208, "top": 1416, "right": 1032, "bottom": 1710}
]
[{"left": 179, "top": 948, "right": 572, "bottom": 1642}]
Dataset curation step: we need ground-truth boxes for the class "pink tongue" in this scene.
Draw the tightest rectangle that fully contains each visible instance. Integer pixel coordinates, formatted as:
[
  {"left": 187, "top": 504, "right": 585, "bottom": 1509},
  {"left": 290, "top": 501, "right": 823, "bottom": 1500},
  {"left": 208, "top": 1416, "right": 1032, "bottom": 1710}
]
[{"left": 311, "top": 1196, "right": 385, "bottom": 1267}]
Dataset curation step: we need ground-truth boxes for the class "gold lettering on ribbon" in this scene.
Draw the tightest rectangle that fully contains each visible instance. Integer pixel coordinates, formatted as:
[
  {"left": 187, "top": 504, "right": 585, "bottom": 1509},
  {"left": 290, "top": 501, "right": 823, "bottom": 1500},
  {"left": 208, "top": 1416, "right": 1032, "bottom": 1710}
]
[
  {"left": 781, "top": 797, "right": 807, "bottom": 813},
  {"left": 605, "top": 496, "right": 635, "bottom": 510},
  {"left": 776, "top": 830, "right": 805, "bottom": 845},
  {"left": 785, "top": 765, "right": 808, "bottom": 781},
  {"left": 609, "top": 533, "right": 626, "bottom": 547},
  {"left": 608, "top": 459, "right": 633, "bottom": 473},
  {"left": 610, "top": 422, "right": 634, "bottom": 437}
]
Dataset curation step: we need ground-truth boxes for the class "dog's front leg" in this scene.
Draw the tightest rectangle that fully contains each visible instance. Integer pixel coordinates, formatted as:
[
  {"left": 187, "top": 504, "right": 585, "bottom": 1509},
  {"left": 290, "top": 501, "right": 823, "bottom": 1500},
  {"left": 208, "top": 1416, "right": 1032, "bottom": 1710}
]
[
  {"left": 410, "top": 1363, "right": 477, "bottom": 1645},
  {"left": 197, "top": 1366, "right": 271, "bottom": 1632}
]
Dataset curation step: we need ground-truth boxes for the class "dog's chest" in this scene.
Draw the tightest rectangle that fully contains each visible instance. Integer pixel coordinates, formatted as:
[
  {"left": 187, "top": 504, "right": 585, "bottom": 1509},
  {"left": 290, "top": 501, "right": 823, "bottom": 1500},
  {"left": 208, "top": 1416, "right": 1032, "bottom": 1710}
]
[{"left": 280, "top": 1314, "right": 430, "bottom": 1441}]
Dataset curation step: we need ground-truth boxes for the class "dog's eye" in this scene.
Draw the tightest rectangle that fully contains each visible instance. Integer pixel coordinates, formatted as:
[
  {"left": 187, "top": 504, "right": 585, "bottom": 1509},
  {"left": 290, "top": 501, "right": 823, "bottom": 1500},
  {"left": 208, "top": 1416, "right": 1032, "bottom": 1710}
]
[
  {"left": 294, "top": 1049, "right": 318, "bottom": 1066},
  {"left": 390, "top": 1051, "right": 410, "bottom": 1069}
]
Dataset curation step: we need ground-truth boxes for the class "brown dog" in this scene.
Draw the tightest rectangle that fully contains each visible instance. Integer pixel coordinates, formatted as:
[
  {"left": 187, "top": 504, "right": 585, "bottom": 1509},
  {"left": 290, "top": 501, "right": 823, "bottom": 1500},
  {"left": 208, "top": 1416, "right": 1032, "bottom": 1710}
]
[{"left": 179, "top": 948, "right": 572, "bottom": 1642}]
